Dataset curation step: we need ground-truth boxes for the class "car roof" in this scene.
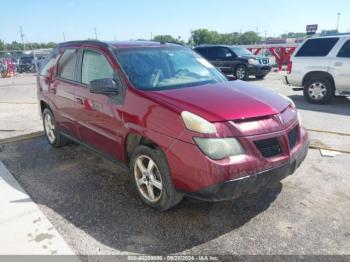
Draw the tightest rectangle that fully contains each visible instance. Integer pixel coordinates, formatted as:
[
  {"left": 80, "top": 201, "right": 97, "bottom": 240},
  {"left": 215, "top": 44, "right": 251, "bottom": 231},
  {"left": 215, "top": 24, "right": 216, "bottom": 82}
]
[
  {"left": 194, "top": 45, "right": 245, "bottom": 49},
  {"left": 310, "top": 33, "right": 350, "bottom": 39},
  {"left": 195, "top": 45, "right": 233, "bottom": 49},
  {"left": 58, "top": 40, "right": 183, "bottom": 49}
]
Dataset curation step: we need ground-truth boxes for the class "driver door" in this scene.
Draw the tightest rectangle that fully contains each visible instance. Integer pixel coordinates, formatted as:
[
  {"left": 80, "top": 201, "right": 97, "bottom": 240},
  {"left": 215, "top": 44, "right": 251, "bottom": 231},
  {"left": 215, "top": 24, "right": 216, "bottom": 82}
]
[{"left": 74, "top": 48, "right": 125, "bottom": 160}]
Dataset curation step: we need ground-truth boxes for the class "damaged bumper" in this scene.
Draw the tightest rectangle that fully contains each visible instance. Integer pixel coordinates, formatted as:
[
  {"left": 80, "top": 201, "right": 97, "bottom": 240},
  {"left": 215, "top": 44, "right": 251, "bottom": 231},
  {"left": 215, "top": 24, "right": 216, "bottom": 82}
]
[{"left": 187, "top": 141, "right": 309, "bottom": 201}]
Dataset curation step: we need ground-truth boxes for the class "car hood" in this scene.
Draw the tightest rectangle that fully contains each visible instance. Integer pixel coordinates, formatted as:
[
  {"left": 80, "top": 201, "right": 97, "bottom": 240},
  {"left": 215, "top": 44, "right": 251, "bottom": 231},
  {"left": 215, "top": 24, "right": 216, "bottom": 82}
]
[{"left": 149, "top": 81, "right": 289, "bottom": 122}]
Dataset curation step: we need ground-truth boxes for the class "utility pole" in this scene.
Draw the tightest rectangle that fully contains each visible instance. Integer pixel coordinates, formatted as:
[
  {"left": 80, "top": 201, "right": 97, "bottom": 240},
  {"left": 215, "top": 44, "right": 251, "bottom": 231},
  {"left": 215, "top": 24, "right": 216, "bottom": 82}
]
[
  {"left": 150, "top": 32, "right": 153, "bottom": 40},
  {"left": 336, "top": 12, "right": 341, "bottom": 32},
  {"left": 63, "top": 32, "right": 66, "bottom": 42},
  {"left": 94, "top": 28, "right": 98, "bottom": 40},
  {"left": 19, "top": 26, "right": 25, "bottom": 50}
]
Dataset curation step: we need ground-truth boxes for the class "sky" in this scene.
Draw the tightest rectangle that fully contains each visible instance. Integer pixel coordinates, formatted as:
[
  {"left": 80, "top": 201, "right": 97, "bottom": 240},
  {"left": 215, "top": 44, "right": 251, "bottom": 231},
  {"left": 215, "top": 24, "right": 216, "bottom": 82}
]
[{"left": 1, "top": 0, "right": 350, "bottom": 43}]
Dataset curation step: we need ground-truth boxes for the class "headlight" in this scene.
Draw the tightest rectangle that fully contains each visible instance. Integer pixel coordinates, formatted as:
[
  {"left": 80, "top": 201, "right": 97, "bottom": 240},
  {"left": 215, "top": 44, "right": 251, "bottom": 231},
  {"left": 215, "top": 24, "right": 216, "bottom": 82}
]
[
  {"left": 248, "top": 58, "right": 259, "bottom": 65},
  {"left": 181, "top": 111, "right": 216, "bottom": 134},
  {"left": 194, "top": 138, "right": 244, "bottom": 160}
]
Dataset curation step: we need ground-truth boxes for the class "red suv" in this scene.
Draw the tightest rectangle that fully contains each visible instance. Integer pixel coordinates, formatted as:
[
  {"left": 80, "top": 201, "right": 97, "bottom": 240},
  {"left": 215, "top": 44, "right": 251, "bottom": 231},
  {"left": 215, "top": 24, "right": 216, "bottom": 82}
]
[{"left": 37, "top": 40, "right": 309, "bottom": 210}]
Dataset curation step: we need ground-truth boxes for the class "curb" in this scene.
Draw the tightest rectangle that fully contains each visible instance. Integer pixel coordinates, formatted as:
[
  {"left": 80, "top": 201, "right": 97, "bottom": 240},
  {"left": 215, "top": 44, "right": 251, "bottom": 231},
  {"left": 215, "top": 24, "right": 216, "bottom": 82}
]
[{"left": 0, "top": 131, "right": 44, "bottom": 145}]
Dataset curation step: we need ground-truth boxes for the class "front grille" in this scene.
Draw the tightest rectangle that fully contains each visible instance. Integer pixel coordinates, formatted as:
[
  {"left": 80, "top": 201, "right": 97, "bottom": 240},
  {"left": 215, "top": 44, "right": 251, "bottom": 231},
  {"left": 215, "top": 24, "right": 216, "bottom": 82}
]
[
  {"left": 259, "top": 58, "right": 269, "bottom": 65},
  {"left": 288, "top": 126, "right": 299, "bottom": 149},
  {"left": 254, "top": 138, "right": 282, "bottom": 158}
]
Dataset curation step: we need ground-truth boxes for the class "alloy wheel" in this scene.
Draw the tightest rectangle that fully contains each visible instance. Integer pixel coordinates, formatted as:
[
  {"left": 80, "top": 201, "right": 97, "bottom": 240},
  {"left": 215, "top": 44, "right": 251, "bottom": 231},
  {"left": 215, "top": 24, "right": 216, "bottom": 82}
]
[
  {"left": 308, "top": 82, "right": 327, "bottom": 100},
  {"left": 134, "top": 155, "right": 163, "bottom": 203},
  {"left": 44, "top": 113, "right": 56, "bottom": 143},
  {"left": 236, "top": 67, "right": 246, "bottom": 80}
]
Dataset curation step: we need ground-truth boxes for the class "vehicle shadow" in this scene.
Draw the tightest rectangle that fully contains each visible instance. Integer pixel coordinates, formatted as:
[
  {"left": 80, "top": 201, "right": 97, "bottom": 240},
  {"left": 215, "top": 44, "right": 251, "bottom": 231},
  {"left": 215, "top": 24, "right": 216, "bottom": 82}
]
[
  {"left": 0, "top": 138, "right": 282, "bottom": 255},
  {"left": 288, "top": 94, "right": 350, "bottom": 117}
]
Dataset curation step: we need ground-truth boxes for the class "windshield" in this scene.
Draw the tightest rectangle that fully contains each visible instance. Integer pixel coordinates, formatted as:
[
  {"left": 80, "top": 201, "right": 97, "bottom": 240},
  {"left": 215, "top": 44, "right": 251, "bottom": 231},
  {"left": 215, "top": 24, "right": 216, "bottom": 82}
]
[
  {"left": 230, "top": 47, "right": 253, "bottom": 57},
  {"left": 113, "top": 46, "right": 227, "bottom": 90}
]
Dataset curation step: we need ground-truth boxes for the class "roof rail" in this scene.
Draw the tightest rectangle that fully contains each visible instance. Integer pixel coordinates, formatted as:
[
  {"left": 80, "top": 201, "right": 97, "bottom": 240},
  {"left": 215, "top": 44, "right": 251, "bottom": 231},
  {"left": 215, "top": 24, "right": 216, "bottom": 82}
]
[{"left": 58, "top": 40, "right": 109, "bottom": 48}]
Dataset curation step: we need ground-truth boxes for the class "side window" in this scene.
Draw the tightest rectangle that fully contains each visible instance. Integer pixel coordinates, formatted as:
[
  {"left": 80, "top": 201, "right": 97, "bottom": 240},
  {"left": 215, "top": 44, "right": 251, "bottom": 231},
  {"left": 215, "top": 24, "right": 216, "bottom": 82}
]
[
  {"left": 206, "top": 47, "right": 217, "bottom": 60},
  {"left": 337, "top": 40, "right": 350, "bottom": 58},
  {"left": 217, "top": 47, "right": 232, "bottom": 59},
  {"left": 57, "top": 49, "right": 79, "bottom": 81},
  {"left": 295, "top": 38, "right": 339, "bottom": 57},
  {"left": 195, "top": 48, "right": 208, "bottom": 58},
  {"left": 81, "top": 50, "right": 114, "bottom": 85},
  {"left": 39, "top": 52, "right": 57, "bottom": 76}
]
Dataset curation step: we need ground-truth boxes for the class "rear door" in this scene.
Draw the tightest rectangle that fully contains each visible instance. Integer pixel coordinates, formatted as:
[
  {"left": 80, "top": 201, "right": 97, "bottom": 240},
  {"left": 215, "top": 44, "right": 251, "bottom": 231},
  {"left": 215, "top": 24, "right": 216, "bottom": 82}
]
[
  {"left": 74, "top": 48, "right": 125, "bottom": 160},
  {"left": 208, "top": 47, "right": 235, "bottom": 75},
  {"left": 52, "top": 48, "right": 80, "bottom": 137},
  {"left": 330, "top": 39, "right": 350, "bottom": 92}
]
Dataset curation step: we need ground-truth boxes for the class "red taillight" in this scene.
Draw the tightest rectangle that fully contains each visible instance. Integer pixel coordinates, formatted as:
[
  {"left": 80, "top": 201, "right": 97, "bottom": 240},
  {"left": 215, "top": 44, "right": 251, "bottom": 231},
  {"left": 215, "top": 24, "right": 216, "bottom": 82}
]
[{"left": 287, "top": 61, "right": 293, "bottom": 74}]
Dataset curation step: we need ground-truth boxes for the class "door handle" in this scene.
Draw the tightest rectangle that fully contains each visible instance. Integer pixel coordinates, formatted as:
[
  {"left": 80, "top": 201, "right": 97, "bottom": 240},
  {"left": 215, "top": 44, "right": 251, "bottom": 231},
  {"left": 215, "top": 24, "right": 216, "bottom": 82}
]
[
  {"left": 75, "top": 97, "right": 83, "bottom": 104},
  {"left": 334, "top": 62, "right": 343, "bottom": 67}
]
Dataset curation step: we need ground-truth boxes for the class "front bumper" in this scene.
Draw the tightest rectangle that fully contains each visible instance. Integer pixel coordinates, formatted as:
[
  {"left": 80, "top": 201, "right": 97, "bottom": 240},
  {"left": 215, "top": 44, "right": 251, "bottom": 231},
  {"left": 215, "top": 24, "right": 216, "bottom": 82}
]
[
  {"left": 248, "top": 64, "right": 272, "bottom": 76},
  {"left": 282, "top": 75, "right": 290, "bottom": 85},
  {"left": 187, "top": 141, "right": 308, "bottom": 201}
]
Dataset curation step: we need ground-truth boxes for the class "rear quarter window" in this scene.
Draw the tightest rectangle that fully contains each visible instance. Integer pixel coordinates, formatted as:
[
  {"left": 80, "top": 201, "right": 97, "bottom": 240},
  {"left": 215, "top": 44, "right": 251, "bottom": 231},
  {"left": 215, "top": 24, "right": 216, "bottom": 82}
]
[
  {"left": 337, "top": 40, "right": 350, "bottom": 58},
  {"left": 295, "top": 38, "right": 339, "bottom": 57},
  {"left": 39, "top": 50, "right": 58, "bottom": 76}
]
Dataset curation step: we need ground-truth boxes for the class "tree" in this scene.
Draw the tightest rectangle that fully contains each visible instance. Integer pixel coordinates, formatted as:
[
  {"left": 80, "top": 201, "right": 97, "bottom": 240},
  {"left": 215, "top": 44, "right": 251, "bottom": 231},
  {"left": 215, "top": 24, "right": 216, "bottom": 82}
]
[
  {"left": 320, "top": 30, "right": 338, "bottom": 36},
  {"left": 0, "top": 39, "right": 5, "bottom": 51},
  {"left": 153, "top": 35, "right": 183, "bottom": 44},
  {"left": 281, "top": 32, "right": 306, "bottom": 38},
  {"left": 190, "top": 29, "right": 260, "bottom": 45},
  {"left": 237, "top": 31, "right": 261, "bottom": 45},
  {"left": 191, "top": 29, "right": 220, "bottom": 45}
]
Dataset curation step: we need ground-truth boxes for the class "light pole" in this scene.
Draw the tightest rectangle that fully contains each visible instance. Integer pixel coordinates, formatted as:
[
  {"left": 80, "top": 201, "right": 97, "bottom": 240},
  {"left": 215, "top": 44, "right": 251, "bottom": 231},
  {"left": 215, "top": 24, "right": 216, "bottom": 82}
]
[{"left": 336, "top": 12, "right": 341, "bottom": 32}]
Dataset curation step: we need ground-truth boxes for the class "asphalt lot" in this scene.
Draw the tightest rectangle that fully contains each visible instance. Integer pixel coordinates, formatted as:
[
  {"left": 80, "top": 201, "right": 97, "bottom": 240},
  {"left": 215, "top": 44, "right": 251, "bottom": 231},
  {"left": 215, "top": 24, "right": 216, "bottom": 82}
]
[{"left": 0, "top": 73, "right": 350, "bottom": 259}]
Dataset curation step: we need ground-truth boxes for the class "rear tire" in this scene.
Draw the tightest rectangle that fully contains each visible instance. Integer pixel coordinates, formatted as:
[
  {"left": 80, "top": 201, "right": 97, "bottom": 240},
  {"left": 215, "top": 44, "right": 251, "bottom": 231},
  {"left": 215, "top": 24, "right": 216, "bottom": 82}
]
[
  {"left": 130, "top": 145, "right": 183, "bottom": 211},
  {"left": 303, "top": 78, "right": 334, "bottom": 104},
  {"left": 235, "top": 65, "right": 248, "bottom": 81},
  {"left": 42, "top": 108, "right": 67, "bottom": 147}
]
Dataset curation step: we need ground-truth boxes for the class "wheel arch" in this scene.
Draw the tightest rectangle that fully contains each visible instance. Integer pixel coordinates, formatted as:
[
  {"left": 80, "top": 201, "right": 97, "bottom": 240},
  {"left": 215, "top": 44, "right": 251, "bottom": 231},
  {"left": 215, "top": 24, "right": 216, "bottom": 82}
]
[
  {"left": 302, "top": 71, "right": 335, "bottom": 88},
  {"left": 40, "top": 100, "right": 51, "bottom": 114},
  {"left": 125, "top": 132, "right": 161, "bottom": 164}
]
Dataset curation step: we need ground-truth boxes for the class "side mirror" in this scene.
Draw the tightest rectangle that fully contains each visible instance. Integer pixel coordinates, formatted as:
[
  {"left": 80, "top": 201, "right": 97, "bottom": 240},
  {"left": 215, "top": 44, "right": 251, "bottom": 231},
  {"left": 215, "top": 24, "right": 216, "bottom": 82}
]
[{"left": 89, "top": 78, "right": 119, "bottom": 95}]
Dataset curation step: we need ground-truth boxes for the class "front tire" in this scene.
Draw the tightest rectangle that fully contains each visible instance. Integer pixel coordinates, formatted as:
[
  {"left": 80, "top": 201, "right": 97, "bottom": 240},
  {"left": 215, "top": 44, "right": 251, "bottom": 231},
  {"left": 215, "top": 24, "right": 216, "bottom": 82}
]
[
  {"left": 303, "top": 78, "right": 334, "bottom": 104},
  {"left": 42, "top": 108, "right": 67, "bottom": 147},
  {"left": 235, "top": 65, "right": 248, "bottom": 80},
  {"left": 255, "top": 75, "right": 265, "bottom": 80},
  {"left": 130, "top": 145, "right": 183, "bottom": 211}
]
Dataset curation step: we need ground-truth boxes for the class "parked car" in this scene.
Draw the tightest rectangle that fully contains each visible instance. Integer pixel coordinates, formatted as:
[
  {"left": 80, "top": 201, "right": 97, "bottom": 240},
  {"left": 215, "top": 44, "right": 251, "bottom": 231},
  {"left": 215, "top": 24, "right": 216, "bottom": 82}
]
[
  {"left": 17, "top": 55, "right": 36, "bottom": 73},
  {"left": 283, "top": 34, "right": 350, "bottom": 104},
  {"left": 37, "top": 40, "right": 308, "bottom": 210},
  {"left": 194, "top": 45, "right": 272, "bottom": 80}
]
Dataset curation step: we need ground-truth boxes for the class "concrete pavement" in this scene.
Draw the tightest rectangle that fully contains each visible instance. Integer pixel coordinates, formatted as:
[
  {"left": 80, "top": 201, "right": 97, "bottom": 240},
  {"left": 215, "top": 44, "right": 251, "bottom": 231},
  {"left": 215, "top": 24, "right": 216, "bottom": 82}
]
[{"left": 0, "top": 161, "right": 77, "bottom": 256}]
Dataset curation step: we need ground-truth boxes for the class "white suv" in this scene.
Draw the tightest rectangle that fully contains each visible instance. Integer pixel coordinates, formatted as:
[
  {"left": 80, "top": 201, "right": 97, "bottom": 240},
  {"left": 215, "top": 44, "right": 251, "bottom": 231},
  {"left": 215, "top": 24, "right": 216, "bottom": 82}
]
[{"left": 283, "top": 34, "right": 350, "bottom": 104}]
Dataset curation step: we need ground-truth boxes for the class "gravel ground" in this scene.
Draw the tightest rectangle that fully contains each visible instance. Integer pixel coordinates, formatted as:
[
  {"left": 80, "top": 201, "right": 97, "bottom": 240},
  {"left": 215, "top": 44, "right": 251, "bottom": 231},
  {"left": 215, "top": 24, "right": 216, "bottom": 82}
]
[{"left": 0, "top": 73, "right": 350, "bottom": 260}]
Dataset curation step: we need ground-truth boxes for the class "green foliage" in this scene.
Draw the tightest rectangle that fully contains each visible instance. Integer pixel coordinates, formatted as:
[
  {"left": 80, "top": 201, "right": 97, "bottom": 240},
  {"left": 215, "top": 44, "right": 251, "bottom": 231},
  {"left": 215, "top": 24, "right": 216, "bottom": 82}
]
[
  {"left": 1, "top": 41, "right": 58, "bottom": 51},
  {"left": 320, "top": 30, "right": 338, "bottom": 36},
  {"left": 0, "top": 39, "right": 5, "bottom": 51},
  {"left": 153, "top": 35, "right": 184, "bottom": 44},
  {"left": 237, "top": 31, "right": 261, "bottom": 45},
  {"left": 190, "top": 29, "right": 260, "bottom": 45},
  {"left": 280, "top": 32, "right": 306, "bottom": 38}
]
